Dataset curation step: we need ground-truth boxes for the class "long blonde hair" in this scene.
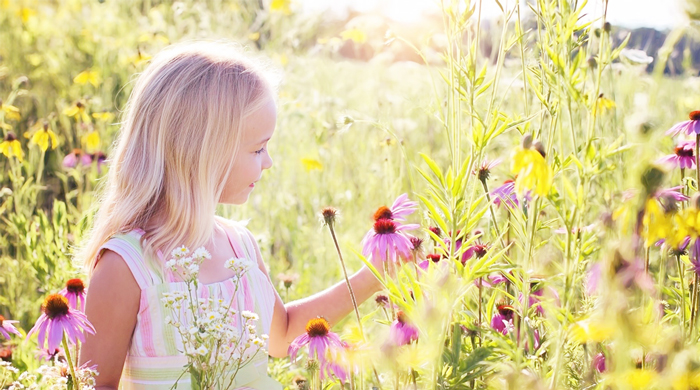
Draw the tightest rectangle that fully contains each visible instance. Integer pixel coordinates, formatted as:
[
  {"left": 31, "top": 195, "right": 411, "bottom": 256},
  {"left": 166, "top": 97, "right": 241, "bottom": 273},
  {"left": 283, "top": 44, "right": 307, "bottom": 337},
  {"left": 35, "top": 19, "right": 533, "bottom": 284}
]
[{"left": 77, "top": 40, "right": 276, "bottom": 274}]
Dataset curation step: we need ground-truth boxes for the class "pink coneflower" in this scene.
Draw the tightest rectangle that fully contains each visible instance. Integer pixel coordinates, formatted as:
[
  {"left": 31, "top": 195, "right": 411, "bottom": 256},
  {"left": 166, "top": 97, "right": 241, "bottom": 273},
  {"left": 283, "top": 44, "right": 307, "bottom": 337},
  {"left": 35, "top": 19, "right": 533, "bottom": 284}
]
[
  {"left": 474, "top": 157, "right": 502, "bottom": 182},
  {"left": 27, "top": 293, "right": 95, "bottom": 352},
  {"left": 62, "top": 148, "right": 92, "bottom": 169},
  {"left": 666, "top": 111, "right": 700, "bottom": 136},
  {"left": 491, "top": 304, "right": 515, "bottom": 335},
  {"left": 389, "top": 311, "right": 419, "bottom": 346},
  {"left": 388, "top": 193, "right": 418, "bottom": 222},
  {"left": 491, "top": 179, "right": 519, "bottom": 208},
  {"left": 657, "top": 140, "right": 696, "bottom": 169},
  {"left": 288, "top": 317, "right": 345, "bottom": 367},
  {"left": 361, "top": 218, "right": 419, "bottom": 263},
  {"left": 320, "top": 361, "right": 348, "bottom": 383},
  {"left": 0, "top": 315, "right": 20, "bottom": 340},
  {"left": 474, "top": 273, "right": 508, "bottom": 288},
  {"left": 60, "top": 278, "right": 86, "bottom": 311},
  {"left": 655, "top": 186, "right": 690, "bottom": 202},
  {"left": 418, "top": 253, "right": 443, "bottom": 270},
  {"left": 593, "top": 353, "right": 606, "bottom": 373}
]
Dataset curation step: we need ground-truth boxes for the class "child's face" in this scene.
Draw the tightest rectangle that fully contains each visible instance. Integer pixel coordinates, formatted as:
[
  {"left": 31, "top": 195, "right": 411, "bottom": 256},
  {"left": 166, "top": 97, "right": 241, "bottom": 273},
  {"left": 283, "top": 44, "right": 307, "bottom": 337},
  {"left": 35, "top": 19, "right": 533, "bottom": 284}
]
[{"left": 219, "top": 93, "right": 276, "bottom": 205}]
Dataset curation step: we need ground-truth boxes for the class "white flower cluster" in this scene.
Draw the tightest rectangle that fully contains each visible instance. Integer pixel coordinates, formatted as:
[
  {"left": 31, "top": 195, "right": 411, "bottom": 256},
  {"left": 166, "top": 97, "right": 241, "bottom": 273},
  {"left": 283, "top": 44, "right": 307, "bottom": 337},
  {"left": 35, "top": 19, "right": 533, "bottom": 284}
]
[
  {"left": 224, "top": 257, "right": 257, "bottom": 275},
  {"left": 1, "top": 361, "right": 98, "bottom": 390},
  {"left": 165, "top": 246, "right": 212, "bottom": 282},
  {"left": 161, "top": 245, "right": 268, "bottom": 390}
]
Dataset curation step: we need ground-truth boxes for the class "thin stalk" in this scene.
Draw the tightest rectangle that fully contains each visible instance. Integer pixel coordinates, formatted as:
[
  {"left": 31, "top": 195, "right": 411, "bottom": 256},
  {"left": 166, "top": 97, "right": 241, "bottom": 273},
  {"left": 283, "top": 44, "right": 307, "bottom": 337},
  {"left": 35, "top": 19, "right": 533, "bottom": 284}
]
[
  {"left": 62, "top": 336, "right": 81, "bottom": 390},
  {"left": 327, "top": 223, "right": 364, "bottom": 339},
  {"left": 677, "top": 253, "right": 687, "bottom": 343}
]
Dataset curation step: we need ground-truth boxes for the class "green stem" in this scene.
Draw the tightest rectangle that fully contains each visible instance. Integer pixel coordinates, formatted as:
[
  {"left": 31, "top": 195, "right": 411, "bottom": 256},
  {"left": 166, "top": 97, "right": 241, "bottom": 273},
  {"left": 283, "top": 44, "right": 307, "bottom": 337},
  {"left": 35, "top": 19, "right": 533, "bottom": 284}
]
[
  {"left": 677, "top": 253, "right": 687, "bottom": 343},
  {"left": 327, "top": 223, "right": 365, "bottom": 339},
  {"left": 62, "top": 335, "right": 81, "bottom": 390}
]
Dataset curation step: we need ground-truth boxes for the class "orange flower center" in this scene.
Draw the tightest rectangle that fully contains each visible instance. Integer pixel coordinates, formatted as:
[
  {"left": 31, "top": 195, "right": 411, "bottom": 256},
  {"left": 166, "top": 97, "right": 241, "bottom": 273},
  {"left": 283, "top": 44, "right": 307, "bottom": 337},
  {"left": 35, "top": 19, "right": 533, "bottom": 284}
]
[
  {"left": 396, "top": 310, "right": 408, "bottom": 324},
  {"left": 427, "top": 253, "right": 442, "bottom": 263},
  {"left": 373, "top": 218, "right": 397, "bottom": 234},
  {"left": 0, "top": 315, "right": 4, "bottom": 326},
  {"left": 66, "top": 278, "right": 85, "bottom": 294},
  {"left": 690, "top": 111, "right": 700, "bottom": 121},
  {"left": 42, "top": 294, "right": 69, "bottom": 319},
  {"left": 305, "top": 317, "right": 330, "bottom": 337},
  {"left": 373, "top": 206, "right": 393, "bottom": 221}
]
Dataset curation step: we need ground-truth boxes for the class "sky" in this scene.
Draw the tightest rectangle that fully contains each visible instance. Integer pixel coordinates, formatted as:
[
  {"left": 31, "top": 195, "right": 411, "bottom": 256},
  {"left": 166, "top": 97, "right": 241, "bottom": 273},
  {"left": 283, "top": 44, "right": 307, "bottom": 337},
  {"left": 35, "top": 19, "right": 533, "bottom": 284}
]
[{"left": 301, "top": 0, "right": 687, "bottom": 30}]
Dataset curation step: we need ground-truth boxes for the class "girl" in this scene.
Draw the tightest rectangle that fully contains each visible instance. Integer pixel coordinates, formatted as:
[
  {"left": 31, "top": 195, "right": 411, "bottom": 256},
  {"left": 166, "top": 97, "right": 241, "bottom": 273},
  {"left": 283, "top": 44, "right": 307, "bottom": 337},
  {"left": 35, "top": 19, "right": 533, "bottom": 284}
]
[{"left": 77, "top": 41, "right": 383, "bottom": 389}]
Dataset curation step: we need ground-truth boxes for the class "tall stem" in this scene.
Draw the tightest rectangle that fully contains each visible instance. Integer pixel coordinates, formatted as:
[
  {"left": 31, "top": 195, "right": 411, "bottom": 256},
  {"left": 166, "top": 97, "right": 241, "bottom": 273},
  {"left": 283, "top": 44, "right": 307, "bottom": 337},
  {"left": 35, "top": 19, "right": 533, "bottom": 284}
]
[
  {"left": 62, "top": 335, "right": 81, "bottom": 390},
  {"left": 327, "top": 223, "right": 364, "bottom": 339},
  {"left": 677, "top": 253, "right": 687, "bottom": 343}
]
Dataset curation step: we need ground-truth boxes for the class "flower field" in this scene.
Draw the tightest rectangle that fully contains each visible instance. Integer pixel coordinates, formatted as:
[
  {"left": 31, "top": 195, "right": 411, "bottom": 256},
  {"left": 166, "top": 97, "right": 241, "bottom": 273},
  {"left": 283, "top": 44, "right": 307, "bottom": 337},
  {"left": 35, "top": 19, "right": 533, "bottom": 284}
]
[{"left": 3, "top": 0, "right": 700, "bottom": 389}]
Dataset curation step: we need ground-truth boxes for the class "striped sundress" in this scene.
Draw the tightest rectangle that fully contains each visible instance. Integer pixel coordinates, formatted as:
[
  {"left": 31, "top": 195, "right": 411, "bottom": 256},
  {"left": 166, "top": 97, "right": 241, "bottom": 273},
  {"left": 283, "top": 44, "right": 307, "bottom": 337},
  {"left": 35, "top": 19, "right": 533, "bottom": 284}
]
[{"left": 96, "top": 217, "right": 283, "bottom": 390}]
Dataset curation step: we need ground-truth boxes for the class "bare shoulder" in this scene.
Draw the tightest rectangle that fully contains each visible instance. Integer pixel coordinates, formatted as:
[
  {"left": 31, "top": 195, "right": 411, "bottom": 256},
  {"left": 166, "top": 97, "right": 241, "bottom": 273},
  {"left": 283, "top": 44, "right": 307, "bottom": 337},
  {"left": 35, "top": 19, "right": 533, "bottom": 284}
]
[{"left": 79, "top": 249, "right": 140, "bottom": 385}]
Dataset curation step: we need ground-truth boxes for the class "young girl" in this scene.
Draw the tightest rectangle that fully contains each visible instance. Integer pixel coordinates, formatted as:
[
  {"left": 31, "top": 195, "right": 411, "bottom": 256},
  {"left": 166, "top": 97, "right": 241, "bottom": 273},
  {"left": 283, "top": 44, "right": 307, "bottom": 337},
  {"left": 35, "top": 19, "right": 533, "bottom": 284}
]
[{"left": 77, "top": 41, "right": 383, "bottom": 389}]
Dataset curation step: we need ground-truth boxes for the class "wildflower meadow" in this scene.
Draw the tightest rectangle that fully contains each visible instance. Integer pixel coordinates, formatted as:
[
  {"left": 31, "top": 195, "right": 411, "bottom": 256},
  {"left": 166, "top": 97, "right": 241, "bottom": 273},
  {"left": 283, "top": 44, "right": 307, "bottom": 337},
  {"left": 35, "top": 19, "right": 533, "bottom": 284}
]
[{"left": 3, "top": 0, "right": 700, "bottom": 389}]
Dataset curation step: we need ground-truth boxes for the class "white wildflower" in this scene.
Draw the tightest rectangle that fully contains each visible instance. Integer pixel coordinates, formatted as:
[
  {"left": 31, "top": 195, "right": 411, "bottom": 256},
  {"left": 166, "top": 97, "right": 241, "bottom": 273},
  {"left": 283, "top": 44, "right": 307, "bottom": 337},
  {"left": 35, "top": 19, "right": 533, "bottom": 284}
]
[
  {"left": 241, "top": 311, "right": 258, "bottom": 321},
  {"left": 172, "top": 246, "right": 189, "bottom": 258},
  {"left": 193, "top": 247, "right": 211, "bottom": 260},
  {"left": 195, "top": 345, "right": 208, "bottom": 355}
]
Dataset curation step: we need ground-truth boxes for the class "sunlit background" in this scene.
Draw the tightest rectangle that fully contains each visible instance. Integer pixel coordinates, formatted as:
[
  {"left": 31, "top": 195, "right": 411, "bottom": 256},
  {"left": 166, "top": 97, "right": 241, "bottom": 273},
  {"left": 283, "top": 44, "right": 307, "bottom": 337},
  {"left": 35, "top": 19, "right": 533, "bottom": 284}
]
[{"left": 302, "top": 0, "right": 686, "bottom": 29}]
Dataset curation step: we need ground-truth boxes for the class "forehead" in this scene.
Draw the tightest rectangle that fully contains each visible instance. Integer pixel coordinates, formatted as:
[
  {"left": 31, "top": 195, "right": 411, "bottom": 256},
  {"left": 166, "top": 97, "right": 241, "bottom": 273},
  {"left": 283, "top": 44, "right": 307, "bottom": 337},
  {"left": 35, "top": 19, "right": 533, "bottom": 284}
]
[{"left": 242, "top": 97, "right": 276, "bottom": 143}]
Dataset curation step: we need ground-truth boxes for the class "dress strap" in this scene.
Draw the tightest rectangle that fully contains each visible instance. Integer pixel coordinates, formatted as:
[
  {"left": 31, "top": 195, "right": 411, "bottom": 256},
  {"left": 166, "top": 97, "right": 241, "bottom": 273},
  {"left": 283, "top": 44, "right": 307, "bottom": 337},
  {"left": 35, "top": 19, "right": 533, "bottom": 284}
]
[{"left": 96, "top": 231, "right": 157, "bottom": 289}]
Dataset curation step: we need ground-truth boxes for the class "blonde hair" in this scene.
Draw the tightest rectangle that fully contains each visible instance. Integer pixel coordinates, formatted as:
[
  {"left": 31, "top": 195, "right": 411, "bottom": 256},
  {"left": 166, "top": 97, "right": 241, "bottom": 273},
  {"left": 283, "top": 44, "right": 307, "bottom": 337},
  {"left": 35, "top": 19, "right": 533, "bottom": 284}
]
[{"left": 77, "top": 40, "right": 276, "bottom": 274}]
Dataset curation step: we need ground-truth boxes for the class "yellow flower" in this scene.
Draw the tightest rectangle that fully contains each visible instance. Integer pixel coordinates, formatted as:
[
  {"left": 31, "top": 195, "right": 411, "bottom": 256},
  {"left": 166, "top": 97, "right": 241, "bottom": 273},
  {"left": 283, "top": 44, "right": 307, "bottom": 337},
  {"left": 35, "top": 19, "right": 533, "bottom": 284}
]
[
  {"left": 1, "top": 102, "right": 21, "bottom": 121},
  {"left": 270, "top": 0, "right": 292, "bottom": 15},
  {"left": 511, "top": 136, "right": 552, "bottom": 197},
  {"left": 91, "top": 111, "right": 115, "bottom": 122},
  {"left": 128, "top": 48, "right": 152, "bottom": 67},
  {"left": 0, "top": 132, "right": 24, "bottom": 162},
  {"left": 301, "top": 157, "right": 323, "bottom": 171},
  {"left": 673, "top": 371, "right": 700, "bottom": 390},
  {"left": 30, "top": 121, "right": 59, "bottom": 152},
  {"left": 642, "top": 198, "right": 688, "bottom": 248},
  {"left": 81, "top": 131, "right": 100, "bottom": 153},
  {"left": 73, "top": 69, "right": 101, "bottom": 87},
  {"left": 248, "top": 32, "right": 260, "bottom": 41},
  {"left": 17, "top": 7, "right": 36, "bottom": 23},
  {"left": 596, "top": 94, "right": 616, "bottom": 112},
  {"left": 63, "top": 101, "right": 91, "bottom": 123},
  {"left": 624, "top": 369, "right": 657, "bottom": 389},
  {"left": 341, "top": 28, "right": 367, "bottom": 44},
  {"left": 570, "top": 319, "right": 615, "bottom": 343}
]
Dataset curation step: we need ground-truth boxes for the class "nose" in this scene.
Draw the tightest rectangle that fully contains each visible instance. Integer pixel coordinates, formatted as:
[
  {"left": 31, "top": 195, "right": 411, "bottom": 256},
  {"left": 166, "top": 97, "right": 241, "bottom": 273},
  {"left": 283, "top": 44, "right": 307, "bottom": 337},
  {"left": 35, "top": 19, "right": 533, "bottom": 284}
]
[{"left": 263, "top": 152, "right": 273, "bottom": 170}]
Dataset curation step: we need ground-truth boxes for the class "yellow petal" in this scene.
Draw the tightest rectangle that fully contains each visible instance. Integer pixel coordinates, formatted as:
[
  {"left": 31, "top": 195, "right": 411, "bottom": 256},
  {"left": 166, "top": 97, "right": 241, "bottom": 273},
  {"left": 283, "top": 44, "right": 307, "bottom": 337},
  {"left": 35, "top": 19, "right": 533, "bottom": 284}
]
[
  {"left": 270, "top": 0, "right": 292, "bottom": 15},
  {"left": 74, "top": 70, "right": 101, "bottom": 87},
  {"left": 63, "top": 106, "right": 79, "bottom": 117},
  {"left": 92, "top": 112, "right": 115, "bottom": 122},
  {"left": 49, "top": 130, "right": 58, "bottom": 150},
  {"left": 31, "top": 131, "right": 49, "bottom": 152},
  {"left": 248, "top": 32, "right": 260, "bottom": 41},
  {"left": 300, "top": 158, "right": 323, "bottom": 171},
  {"left": 2, "top": 104, "right": 20, "bottom": 121},
  {"left": 341, "top": 28, "right": 367, "bottom": 44},
  {"left": 82, "top": 131, "right": 100, "bottom": 153}
]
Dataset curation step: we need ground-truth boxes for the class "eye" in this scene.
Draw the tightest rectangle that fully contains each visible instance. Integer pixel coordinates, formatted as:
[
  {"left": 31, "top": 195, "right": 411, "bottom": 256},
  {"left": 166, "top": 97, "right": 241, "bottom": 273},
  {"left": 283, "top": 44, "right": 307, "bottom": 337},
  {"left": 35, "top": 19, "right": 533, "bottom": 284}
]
[{"left": 254, "top": 147, "right": 265, "bottom": 155}]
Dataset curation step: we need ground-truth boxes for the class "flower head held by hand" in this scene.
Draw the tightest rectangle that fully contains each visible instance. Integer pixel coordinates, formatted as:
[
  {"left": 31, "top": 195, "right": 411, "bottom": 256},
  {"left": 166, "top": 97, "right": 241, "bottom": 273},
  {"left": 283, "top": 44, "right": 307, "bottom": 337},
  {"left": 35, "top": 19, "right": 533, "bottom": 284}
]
[
  {"left": 27, "top": 293, "right": 95, "bottom": 352},
  {"left": 361, "top": 218, "right": 420, "bottom": 264}
]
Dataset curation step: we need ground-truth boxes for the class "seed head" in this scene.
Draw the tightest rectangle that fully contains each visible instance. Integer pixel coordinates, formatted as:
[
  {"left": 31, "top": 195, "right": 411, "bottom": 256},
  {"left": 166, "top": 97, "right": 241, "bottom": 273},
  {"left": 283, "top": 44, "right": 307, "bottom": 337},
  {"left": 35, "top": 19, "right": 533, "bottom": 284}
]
[
  {"left": 4, "top": 132, "right": 17, "bottom": 142},
  {"left": 42, "top": 293, "right": 70, "bottom": 319},
  {"left": 410, "top": 236, "right": 423, "bottom": 252},
  {"left": 0, "top": 315, "right": 4, "bottom": 326},
  {"left": 375, "top": 294, "right": 389, "bottom": 307},
  {"left": 396, "top": 310, "right": 408, "bottom": 324},
  {"left": 427, "top": 253, "right": 442, "bottom": 263},
  {"left": 305, "top": 317, "right": 330, "bottom": 337},
  {"left": 66, "top": 278, "right": 85, "bottom": 294},
  {"left": 603, "top": 22, "right": 611, "bottom": 33},
  {"left": 321, "top": 207, "right": 338, "bottom": 226},
  {"left": 521, "top": 134, "right": 533, "bottom": 149},
  {"left": 428, "top": 226, "right": 442, "bottom": 238},
  {"left": 373, "top": 218, "right": 397, "bottom": 234},
  {"left": 533, "top": 141, "right": 546, "bottom": 158},
  {"left": 691, "top": 111, "right": 700, "bottom": 121},
  {"left": 305, "top": 359, "right": 320, "bottom": 373},
  {"left": 373, "top": 206, "right": 393, "bottom": 221}
]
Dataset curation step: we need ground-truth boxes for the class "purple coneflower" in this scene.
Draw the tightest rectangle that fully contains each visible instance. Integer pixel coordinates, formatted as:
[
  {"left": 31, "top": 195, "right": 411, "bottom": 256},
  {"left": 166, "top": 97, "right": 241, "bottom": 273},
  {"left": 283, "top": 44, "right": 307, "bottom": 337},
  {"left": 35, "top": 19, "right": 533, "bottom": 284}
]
[
  {"left": 389, "top": 311, "right": 419, "bottom": 346},
  {"left": 288, "top": 317, "right": 346, "bottom": 367},
  {"left": 474, "top": 157, "right": 502, "bottom": 183},
  {"left": 361, "top": 218, "right": 419, "bottom": 263},
  {"left": 0, "top": 315, "right": 20, "bottom": 340},
  {"left": 62, "top": 148, "right": 92, "bottom": 169},
  {"left": 657, "top": 140, "right": 696, "bottom": 169},
  {"left": 666, "top": 110, "right": 700, "bottom": 136},
  {"left": 491, "top": 304, "right": 515, "bottom": 335},
  {"left": 491, "top": 179, "right": 519, "bottom": 208},
  {"left": 689, "top": 240, "right": 700, "bottom": 277},
  {"left": 60, "top": 278, "right": 86, "bottom": 311},
  {"left": 27, "top": 293, "right": 96, "bottom": 352},
  {"left": 320, "top": 361, "right": 348, "bottom": 383},
  {"left": 387, "top": 193, "right": 418, "bottom": 222},
  {"left": 593, "top": 353, "right": 606, "bottom": 373},
  {"left": 655, "top": 186, "right": 690, "bottom": 202},
  {"left": 474, "top": 273, "right": 508, "bottom": 288},
  {"left": 418, "top": 253, "right": 442, "bottom": 270}
]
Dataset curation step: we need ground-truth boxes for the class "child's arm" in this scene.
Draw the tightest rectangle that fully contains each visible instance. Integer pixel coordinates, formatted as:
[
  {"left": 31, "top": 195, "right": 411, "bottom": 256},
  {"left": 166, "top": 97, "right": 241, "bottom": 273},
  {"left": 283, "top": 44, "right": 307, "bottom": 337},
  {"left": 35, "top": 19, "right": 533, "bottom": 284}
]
[
  {"left": 245, "top": 230, "right": 383, "bottom": 358},
  {"left": 79, "top": 250, "right": 141, "bottom": 388}
]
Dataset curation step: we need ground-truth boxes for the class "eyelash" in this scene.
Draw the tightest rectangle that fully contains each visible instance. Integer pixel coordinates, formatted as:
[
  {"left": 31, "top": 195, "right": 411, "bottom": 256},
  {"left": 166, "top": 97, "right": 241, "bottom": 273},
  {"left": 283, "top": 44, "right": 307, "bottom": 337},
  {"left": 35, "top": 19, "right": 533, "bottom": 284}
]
[{"left": 254, "top": 147, "right": 265, "bottom": 155}]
